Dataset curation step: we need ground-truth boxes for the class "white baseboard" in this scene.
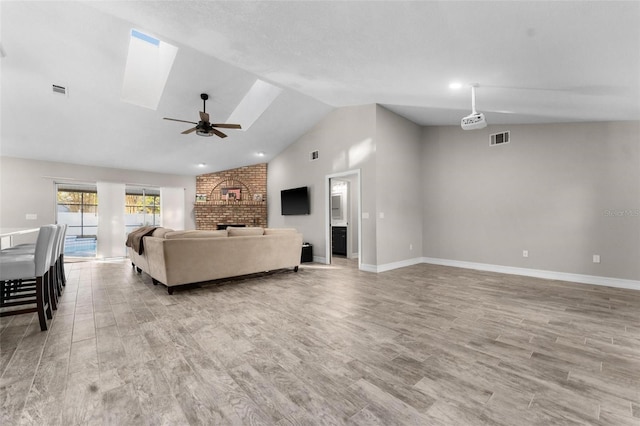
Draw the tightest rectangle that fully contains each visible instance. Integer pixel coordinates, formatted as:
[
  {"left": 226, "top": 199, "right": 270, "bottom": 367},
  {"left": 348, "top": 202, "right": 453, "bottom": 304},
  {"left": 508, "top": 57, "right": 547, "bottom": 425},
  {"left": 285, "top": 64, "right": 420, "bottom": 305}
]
[
  {"left": 334, "top": 254, "right": 639, "bottom": 291},
  {"left": 421, "top": 257, "right": 640, "bottom": 291},
  {"left": 361, "top": 257, "right": 424, "bottom": 273},
  {"left": 313, "top": 256, "right": 326, "bottom": 264},
  {"left": 359, "top": 263, "right": 377, "bottom": 273}
]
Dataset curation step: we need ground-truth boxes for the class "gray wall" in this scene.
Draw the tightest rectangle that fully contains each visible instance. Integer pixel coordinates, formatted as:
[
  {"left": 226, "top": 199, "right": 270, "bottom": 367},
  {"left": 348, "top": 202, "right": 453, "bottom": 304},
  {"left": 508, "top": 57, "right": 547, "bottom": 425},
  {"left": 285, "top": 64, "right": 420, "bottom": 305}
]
[
  {"left": 268, "top": 104, "right": 423, "bottom": 268},
  {"left": 270, "top": 105, "right": 639, "bottom": 280},
  {"left": 0, "top": 156, "right": 197, "bottom": 232},
  {"left": 421, "top": 121, "right": 640, "bottom": 280},
  {"left": 375, "top": 105, "right": 423, "bottom": 265},
  {"left": 268, "top": 104, "right": 378, "bottom": 265}
]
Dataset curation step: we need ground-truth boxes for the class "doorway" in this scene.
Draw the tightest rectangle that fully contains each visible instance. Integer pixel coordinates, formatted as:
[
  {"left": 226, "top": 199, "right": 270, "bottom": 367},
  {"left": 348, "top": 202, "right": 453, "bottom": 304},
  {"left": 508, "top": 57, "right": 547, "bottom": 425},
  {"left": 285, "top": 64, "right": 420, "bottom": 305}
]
[{"left": 325, "top": 170, "right": 361, "bottom": 268}]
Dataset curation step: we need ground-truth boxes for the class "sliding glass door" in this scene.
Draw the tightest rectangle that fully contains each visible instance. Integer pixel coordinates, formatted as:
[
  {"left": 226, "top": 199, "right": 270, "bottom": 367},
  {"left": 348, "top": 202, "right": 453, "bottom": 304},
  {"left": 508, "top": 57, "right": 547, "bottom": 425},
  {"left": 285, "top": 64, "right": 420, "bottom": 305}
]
[
  {"left": 125, "top": 187, "right": 161, "bottom": 234},
  {"left": 56, "top": 184, "right": 98, "bottom": 257},
  {"left": 56, "top": 183, "right": 163, "bottom": 258}
]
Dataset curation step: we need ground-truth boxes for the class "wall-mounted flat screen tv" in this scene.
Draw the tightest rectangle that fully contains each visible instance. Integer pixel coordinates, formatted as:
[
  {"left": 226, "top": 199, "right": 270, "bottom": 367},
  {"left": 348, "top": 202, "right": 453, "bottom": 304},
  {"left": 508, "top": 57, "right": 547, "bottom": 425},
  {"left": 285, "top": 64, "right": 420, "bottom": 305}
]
[{"left": 281, "top": 186, "right": 310, "bottom": 215}]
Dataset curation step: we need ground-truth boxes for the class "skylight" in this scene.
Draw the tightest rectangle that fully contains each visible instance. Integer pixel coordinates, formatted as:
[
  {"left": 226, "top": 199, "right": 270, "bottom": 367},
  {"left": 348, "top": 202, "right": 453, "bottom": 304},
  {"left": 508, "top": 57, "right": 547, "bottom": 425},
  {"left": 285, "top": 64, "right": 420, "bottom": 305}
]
[
  {"left": 121, "top": 29, "right": 177, "bottom": 110},
  {"left": 227, "top": 79, "right": 283, "bottom": 131}
]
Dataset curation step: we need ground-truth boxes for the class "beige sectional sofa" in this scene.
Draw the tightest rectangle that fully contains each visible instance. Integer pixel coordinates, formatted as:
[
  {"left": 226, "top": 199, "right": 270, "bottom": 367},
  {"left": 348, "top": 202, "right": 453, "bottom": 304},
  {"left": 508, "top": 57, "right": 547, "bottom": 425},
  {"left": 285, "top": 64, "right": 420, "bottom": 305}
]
[{"left": 128, "top": 227, "right": 303, "bottom": 294}]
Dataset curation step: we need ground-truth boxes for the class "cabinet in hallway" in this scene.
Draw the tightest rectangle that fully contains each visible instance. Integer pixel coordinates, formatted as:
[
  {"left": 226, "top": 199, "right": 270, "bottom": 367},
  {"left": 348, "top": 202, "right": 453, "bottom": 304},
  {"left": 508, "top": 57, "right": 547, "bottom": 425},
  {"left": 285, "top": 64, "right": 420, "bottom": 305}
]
[{"left": 332, "top": 226, "right": 347, "bottom": 256}]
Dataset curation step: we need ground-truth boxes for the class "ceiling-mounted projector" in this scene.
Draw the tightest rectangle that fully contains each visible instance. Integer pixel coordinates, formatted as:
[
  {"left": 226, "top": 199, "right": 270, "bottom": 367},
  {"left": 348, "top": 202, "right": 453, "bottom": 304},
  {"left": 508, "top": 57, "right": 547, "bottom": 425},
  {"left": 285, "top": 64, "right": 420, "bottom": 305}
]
[
  {"left": 461, "top": 85, "right": 487, "bottom": 130},
  {"left": 461, "top": 112, "right": 487, "bottom": 130}
]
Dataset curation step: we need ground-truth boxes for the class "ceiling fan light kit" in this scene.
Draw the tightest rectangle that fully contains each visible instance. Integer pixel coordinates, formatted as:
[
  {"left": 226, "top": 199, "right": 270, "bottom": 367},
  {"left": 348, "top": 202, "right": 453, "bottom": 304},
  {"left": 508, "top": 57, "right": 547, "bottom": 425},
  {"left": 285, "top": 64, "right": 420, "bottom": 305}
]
[
  {"left": 461, "top": 85, "right": 487, "bottom": 130},
  {"left": 164, "top": 93, "right": 242, "bottom": 138}
]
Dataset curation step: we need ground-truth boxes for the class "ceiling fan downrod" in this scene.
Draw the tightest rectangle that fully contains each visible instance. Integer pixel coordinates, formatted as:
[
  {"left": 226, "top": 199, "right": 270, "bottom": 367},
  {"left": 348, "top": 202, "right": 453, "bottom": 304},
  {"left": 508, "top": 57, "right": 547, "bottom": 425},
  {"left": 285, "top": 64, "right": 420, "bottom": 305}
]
[{"left": 200, "top": 93, "right": 208, "bottom": 113}]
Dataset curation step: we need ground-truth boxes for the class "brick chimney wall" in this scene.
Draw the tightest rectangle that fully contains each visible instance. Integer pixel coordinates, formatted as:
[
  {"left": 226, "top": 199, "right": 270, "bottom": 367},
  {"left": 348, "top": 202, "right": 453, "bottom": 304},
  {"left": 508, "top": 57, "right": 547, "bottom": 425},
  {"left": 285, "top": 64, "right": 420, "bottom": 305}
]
[{"left": 194, "top": 163, "right": 268, "bottom": 230}]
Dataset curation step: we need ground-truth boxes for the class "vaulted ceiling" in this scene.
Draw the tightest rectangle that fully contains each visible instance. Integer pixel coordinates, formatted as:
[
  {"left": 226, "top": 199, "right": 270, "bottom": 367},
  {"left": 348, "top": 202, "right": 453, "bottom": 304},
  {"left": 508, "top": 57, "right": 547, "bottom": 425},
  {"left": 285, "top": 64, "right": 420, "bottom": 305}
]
[{"left": 2, "top": 1, "right": 638, "bottom": 175}]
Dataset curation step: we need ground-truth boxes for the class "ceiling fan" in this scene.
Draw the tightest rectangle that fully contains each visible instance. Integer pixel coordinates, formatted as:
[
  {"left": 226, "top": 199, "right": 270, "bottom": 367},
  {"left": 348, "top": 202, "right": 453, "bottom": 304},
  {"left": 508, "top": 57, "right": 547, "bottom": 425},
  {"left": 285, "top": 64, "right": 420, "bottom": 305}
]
[{"left": 164, "top": 93, "right": 241, "bottom": 138}]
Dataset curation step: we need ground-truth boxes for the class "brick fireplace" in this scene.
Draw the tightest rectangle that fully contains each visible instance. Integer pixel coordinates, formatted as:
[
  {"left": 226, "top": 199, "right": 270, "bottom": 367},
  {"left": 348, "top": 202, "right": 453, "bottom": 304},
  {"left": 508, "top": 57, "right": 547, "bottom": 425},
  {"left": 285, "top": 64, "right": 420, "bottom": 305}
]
[{"left": 194, "top": 163, "right": 267, "bottom": 230}]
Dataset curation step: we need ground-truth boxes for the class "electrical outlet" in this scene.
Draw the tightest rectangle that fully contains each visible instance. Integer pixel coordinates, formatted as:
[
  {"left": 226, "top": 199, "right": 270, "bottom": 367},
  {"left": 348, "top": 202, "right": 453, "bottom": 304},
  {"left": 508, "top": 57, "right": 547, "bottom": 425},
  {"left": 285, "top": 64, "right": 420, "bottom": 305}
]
[
  {"left": 25, "top": 213, "right": 37, "bottom": 220},
  {"left": 409, "top": 244, "right": 413, "bottom": 251},
  {"left": 593, "top": 254, "right": 601, "bottom": 263},
  {"left": 522, "top": 250, "right": 529, "bottom": 258}
]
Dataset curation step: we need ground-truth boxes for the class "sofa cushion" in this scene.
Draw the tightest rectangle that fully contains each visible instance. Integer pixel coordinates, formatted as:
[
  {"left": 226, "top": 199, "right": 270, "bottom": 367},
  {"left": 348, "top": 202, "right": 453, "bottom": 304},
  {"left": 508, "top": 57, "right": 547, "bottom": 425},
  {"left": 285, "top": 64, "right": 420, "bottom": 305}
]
[
  {"left": 152, "top": 228, "right": 174, "bottom": 238},
  {"left": 227, "top": 227, "right": 264, "bottom": 237},
  {"left": 165, "top": 230, "right": 228, "bottom": 239},
  {"left": 264, "top": 228, "right": 298, "bottom": 235}
]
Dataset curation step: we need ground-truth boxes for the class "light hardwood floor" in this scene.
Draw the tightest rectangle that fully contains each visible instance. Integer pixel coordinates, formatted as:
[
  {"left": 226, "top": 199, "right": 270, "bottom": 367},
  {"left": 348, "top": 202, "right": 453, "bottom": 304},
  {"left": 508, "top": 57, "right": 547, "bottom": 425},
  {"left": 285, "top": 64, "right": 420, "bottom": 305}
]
[{"left": 1, "top": 258, "right": 639, "bottom": 425}]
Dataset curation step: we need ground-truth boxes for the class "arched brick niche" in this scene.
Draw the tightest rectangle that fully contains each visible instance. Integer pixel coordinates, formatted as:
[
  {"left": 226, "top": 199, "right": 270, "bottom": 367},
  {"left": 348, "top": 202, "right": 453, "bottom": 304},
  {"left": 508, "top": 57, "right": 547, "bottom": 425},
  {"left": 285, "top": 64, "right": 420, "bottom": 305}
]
[{"left": 194, "top": 163, "right": 267, "bottom": 230}]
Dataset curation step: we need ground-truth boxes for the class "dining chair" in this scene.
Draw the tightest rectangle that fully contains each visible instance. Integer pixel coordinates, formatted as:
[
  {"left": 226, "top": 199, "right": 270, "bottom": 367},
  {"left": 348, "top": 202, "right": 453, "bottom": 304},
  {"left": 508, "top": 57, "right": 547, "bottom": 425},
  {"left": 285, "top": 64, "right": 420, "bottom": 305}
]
[
  {"left": 0, "top": 225, "right": 56, "bottom": 331},
  {"left": 57, "top": 224, "right": 68, "bottom": 290},
  {"left": 2, "top": 224, "right": 68, "bottom": 309}
]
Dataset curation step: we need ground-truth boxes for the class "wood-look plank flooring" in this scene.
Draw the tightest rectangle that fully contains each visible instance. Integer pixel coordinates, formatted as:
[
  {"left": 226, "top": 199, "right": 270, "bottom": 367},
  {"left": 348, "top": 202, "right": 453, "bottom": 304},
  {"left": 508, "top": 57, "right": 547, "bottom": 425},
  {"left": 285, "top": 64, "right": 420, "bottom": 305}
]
[{"left": 1, "top": 257, "right": 639, "bottom": 425}]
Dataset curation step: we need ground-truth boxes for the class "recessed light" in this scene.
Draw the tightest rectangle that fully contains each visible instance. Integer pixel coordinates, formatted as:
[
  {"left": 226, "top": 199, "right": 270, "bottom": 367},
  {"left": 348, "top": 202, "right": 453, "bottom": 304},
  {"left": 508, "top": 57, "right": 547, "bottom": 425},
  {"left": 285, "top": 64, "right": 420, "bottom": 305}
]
[
  {"left": 197, "top": 163, "right": 206, "bottom": 168},
  {"left": 257, "top": 151, "right": 265, "bottom": 157},
  {"left": 449, "top": 82, "right": 463, "bottom": 90}
]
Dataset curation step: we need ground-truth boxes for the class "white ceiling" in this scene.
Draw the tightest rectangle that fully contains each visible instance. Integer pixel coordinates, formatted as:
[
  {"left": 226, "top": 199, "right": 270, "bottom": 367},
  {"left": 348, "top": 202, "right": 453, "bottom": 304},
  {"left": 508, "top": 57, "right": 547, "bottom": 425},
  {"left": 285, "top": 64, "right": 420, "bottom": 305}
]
[{"left": 2, "top": 1, "right": 639, "bottom": 176}]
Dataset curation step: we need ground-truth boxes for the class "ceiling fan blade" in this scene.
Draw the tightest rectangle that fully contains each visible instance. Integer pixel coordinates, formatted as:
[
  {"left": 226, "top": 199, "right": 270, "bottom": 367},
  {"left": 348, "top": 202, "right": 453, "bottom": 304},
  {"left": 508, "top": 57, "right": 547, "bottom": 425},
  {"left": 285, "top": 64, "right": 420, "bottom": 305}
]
[
  {"left": 181, "top": 127, "right": 197, "bottom": 134},
  {"left": 211, "top": 128, "right": 228, "bottom": 138},
  {"left": 164, "top": 117, "right": 198, "bottom": 125},
  {"left": 199, "top": 111, "right": 210, "bottom": 123},
  {"left": 212, "top": 123, "right": 242, "bottom": 129}
]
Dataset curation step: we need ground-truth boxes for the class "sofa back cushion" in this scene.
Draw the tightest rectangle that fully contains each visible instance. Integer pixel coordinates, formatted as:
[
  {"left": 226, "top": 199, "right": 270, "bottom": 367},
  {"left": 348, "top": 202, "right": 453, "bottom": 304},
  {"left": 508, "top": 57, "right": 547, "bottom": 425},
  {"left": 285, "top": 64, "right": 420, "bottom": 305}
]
[
  {"left": 264, "top": 228, "right": 298, "bottom": 235},
  {"left": 227, "top": 227, "right": 264, "bottom": 237},
  {"left": 164, "top": 230, "right": 228, "bottom": 239},
  {"left": 152, "top": 228, "right": 174, "bottom": 238}
]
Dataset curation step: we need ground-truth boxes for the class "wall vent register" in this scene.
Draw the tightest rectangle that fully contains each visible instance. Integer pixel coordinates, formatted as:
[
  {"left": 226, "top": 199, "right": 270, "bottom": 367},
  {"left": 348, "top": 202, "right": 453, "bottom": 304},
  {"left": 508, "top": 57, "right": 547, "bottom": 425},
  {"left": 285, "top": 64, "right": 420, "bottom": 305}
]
[
  {"left": 490, "top": 131, "right": 510, "bottom": 146},
  {"left": 310, "top": 150, "right": 319, "bottom": 161},
  {"left": 52, "top": 84, "right": 67, "bottom": 95}
]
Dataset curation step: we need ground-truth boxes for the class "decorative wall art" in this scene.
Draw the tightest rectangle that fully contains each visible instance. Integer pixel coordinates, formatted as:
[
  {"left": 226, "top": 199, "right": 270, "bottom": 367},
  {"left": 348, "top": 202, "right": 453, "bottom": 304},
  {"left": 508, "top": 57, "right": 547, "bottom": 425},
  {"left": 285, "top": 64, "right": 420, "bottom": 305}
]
[{"left": 221, "top": 187, "right": 241, "bottom": 201}]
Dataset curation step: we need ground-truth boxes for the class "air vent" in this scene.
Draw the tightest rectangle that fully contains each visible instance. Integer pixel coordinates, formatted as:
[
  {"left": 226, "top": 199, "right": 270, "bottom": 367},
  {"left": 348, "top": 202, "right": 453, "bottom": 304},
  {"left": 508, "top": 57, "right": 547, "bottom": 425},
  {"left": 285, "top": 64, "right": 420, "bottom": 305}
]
[
  {"left": 310, "top": 150, "right": 319, "bottom": 161},
  {"left": 490, "top": 131, "right": 510, "bottom": 146},
  {"left": 52, "top": 84, "right": 67, "bottom": 96}
]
